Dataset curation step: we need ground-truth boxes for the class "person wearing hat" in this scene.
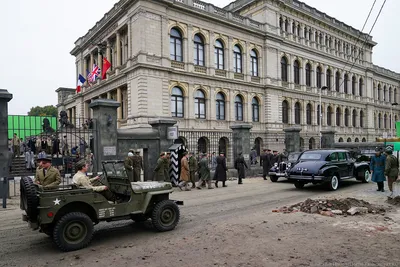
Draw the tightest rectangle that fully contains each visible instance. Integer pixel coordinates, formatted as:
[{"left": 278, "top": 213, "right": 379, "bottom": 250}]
[
  {"left": 196, "top": 153, "right": 213, "bottom": 189},
  {"left": 271, "top": 150, "right": 280, "bottom": 165},
  {"left": 188, "top": 152, "right": 198, "bottom": 188},
  {"left": 124, "top": 152, "right": 135, "bottom": 182},
  {"left": 153, "top": 152, "right": 166, "bottom": 182},
  {"left": 370, "top": 147, "right": 386, "bottom": 192},
  {"left": 178, "top": 151, "right": 191, "bottom": 191},
  {"left": 260, "top": 149, "right": 272, "bottom": 180},
  {"left": 34, "top": 153, "right": 61, "bottom": 189},
  {"left": 384, "top": 146, "right": 399, "bottom": 197},
  {"left": 234, "top": 152, "right": 248, "bottom": 185},
  {"left": 214, "top": 152, "right": 228, "bottom": 188},
  {"left": 132, "top": 150, "right": 143, "bottom": 182}
]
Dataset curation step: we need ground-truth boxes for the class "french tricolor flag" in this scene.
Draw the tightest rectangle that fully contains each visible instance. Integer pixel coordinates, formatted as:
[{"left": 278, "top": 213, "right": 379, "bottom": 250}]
[{"left": 76, "top": 74, "right": 86, "bottom": 93}]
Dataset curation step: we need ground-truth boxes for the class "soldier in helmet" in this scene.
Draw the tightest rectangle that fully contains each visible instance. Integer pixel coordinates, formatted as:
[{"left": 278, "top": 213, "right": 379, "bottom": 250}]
[
  {"left": 384, "top": 146, "right": 399, "bottom": 198},
  {"left": 188, "top": 152, "right": 198, "bottom": 188},
  {"left": 153, "top": 152, "right": 166, "bottom": 181},
  {"left": 124, "top": 152, "right": 134, "bottom": 182},
  {"left": 132, "top": 150, "right": 143, "bottom": 182}
]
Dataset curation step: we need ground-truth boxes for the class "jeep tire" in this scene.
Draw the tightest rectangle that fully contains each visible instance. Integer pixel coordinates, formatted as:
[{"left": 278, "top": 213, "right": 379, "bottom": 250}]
[
  {"left": 53, "top": 212, "right": 93, "bottom": 252},
  {"left": 20, "top": 176, "right": 39, "bottom": 220},
  {"left": 270, "top": 175, "right": 278, "bottom": 183},
  {"left": 151, "top": 200, "right": 180, "bottom": 232}
]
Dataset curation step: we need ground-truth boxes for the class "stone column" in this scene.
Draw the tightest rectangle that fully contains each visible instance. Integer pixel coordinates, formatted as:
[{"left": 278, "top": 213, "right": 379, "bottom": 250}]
[
  {"left": 83, "top": 58, "right": 88, "bottom": 88},
  {"left": 116, "top": 32, "right": 121, "bottom": 68},
  {"left": 89, "top": 99, "right": 120, "bottom": 172},
  {"left": 97, "top": 49, "right": 103, "bottom": 73},
  {"left": 283, "top": 127, "right": 301, "bottom": 153},
  {"left": 90, "top": 53, "right": 94, "bottom": 70},
  {"left": 321, "top": 129, "right": 336, "bottom": 149},
  {"left": 107, "top": 91, "right": 111, "bottom": 99},
  {"left": 0, "top": 89, "right": 13, "bottom": 180},
  {"left": 116, "top": 87, "right": 122, "bottom": 128},
  {"left": 149, "top": 119, "right": 178, "bottom": 156},
  {"left": 230, "top": 124, "right": 252, "bottom": 166}
]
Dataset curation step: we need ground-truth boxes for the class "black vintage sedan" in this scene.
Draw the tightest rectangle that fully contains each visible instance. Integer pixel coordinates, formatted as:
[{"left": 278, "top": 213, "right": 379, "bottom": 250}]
[
  {"left": 287, "top": 149, "right": 371, "bottom": 191},
  {"left": 268, "top": 152, "right": 301, "bottom": 182}
]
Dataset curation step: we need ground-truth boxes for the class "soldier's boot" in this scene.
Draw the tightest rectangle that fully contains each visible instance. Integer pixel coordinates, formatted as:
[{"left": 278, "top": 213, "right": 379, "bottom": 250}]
[
  {"left": 222, "top": 181, "right": 227, "bottom": 187},
  {"left": 207, "top": 180, "right": 213, "bottom": 189},
  {"left": 238, "top": 178, "right": 243, "bottom": 184},
  {"left": 196, "top": 180, "right": 203, "bottom": 189},
  {"left": 215, "top": 181, "right": 219, "bottom": 188}
]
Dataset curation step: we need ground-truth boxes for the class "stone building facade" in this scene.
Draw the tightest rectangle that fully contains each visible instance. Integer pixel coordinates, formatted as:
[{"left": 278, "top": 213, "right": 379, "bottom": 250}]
[{"left": 57, "top": 0, "right": 400, "bottom": 164}]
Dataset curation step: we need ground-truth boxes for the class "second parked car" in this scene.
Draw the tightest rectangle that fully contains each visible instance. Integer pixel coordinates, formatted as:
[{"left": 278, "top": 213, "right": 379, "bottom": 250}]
[{"left": 287, "top": 149, "right": 371, "bottom": 191}]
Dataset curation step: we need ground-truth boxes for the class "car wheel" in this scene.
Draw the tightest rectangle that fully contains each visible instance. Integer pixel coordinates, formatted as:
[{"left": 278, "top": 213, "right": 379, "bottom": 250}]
[
  {"left": 294, "top": 181, "right": 305, "bottom": 189},
  {"left": 20, "top": 177, "right": 39, "bottom": 220},
  {"left": 361, "top": 169, "right": 371, "bottom": 183},
  {"left": 327, "top": 175, "right": 340, "bottom": 191},
  {"left": 151, "top": 200, "right": 180, "bottom": 232},
  {"left": 53, "top": 212, "right": 94, "bottom": 252},
  {"left": 270, "top": 175, "right": 278, "bottom": 183},
  {"left": 132, "top": 214, "right": 149, "bottom": 222}
]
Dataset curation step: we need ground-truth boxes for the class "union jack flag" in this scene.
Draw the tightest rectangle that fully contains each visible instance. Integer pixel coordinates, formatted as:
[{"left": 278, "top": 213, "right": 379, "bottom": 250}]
[{"left": 87, "top": 64, "right": 101, "bottom": 83}]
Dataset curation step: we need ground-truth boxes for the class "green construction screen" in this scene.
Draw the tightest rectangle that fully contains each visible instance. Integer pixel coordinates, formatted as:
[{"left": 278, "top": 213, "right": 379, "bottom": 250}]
[{"left": 8, "top": 116, "right": 58, "bottom": 140}]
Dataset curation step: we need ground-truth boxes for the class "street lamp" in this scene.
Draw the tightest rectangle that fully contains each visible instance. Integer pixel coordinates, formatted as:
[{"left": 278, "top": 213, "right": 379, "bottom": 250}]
[
  {"left": 319, "top": 86, "right": 328, "bottom": 148},
  {"left": 391, "top": 102, "right": 398, "bottom": 137}
]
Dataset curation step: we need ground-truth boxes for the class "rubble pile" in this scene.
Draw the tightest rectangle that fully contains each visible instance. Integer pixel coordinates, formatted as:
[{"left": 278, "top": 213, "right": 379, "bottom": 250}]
[
  {"left": 274, "top": 198, "right": 386, "bottom": 217},
  {"left": 387, "top": 196, "right": 400, "bottom": 206}
]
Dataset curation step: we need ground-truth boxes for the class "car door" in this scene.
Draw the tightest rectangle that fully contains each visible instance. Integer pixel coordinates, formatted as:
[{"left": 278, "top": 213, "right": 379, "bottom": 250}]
[
  {"left": 346, "top": 152, "right": 355, "bottom": 177},
  {"left": 337, "top": 152, "right": 349, "bottom": 178}
]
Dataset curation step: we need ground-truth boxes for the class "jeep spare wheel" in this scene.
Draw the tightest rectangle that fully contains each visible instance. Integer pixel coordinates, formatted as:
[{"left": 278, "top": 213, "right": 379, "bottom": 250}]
[
  {"left": 20, "top": 177, "right": 39, "bottom": 220},
  {"left": 53, "top": 212, "right": 94, "bottom": 252},
  {"left": 151, "top": 200, "right": 180, "bottom": 232}
]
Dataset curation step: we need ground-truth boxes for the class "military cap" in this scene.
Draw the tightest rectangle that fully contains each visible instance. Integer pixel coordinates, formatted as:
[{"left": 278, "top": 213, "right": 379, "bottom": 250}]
[
  {"left": 273, "top": 150, "right": 278, "bottom": 153},
  {"left": 36, "top": 152, "right": 51, "bottom": 162},
  {"left": 375, "top": 147, "right": 381, "bottom": 152},
  {"left": 263, "top": 149, "right": 267, "bottom": 152},
  {"left": 267, "top": 149, "right": 271, "bottom": 152},
  {"left": 160, "top": 152, "right": 165, "bottom": 157}
]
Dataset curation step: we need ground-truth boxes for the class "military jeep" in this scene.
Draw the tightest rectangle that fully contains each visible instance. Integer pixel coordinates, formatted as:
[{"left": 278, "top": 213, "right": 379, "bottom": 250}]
[{"left": 20, "top": 160, "right": 183, "bottom": 252}]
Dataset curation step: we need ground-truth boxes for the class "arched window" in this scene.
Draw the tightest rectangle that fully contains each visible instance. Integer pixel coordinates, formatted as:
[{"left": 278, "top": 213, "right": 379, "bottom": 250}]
[
  {"left": 384, "top": 114, "right": 387, "bottom": 129},
  {"left": 347, "top": 138, "right": 352, "bottom": 143},
  {"left": 170, "top": 28, "right": 183, "bottom": 61},
  {"left": 362, "top": 138, "right": 367, "bottom": 142},
  {"left": 336, "top": 107, "right": 341, "bottom": 126},
  {"left": 360, "top": 110, "right": 364, "bottom": 128},
  {"left": 384, "top": 86, "right": 387, "bottom": 102},
  {"left": 344, "top": 74, "right": 349, "bottom": 94},
  {"left": 294, "top": 102, "right": 301, "bottom": 124},
  {"left": 281, "top": 57, "right": 288, "bottom": 82},
  {"left": 235, "top": 95, "right": 244, "bottom": 121},
  {"left": 352, "top": 109, "right": 357, "bottom": 127},
  {"left": 282, "top": 100, "right": 289, "bottom": 123},
  {"left": 316, "top": 66, "right": 322, "bottom": 88},
  {"left": 327, "top": 106, "right": 332, "bottom": 126},
  {"left": 193, "top": 34, "right": 204, "bottom": 66},
  {"left": 198, "top": 137, "right": 208, "bottom": 154},
  {"left": 250, "top": 49, "right": 258, "bottom": 77},
  {"left": 233, "top": 45, "right": 242, "bottom": 73},
  {"left": 170, "top": 87, "right": 184, "bottom": 118},
  {"left": 309, "top": 138, "right": 315, "bottom": 149},
  {"left": 352, "top": 76, "right": 356, "bottom": 95},
  {"left": 252, "top": 98, "right": 260, "bottom": 122},
  {"left": 294, "top": 60, "right": 300, "bottom": 84},
  {"left": 338, "top": 137, "right": 344, "bottom": 142},
  {"left": 335, "top": 71, "right": 340, "bottom": 92},
  {"left": 378, "top": 113, "right": 382, "bottom": 128},
  {"left": 378, "top": 84, "right": 381, "bottom": 100},
  {"left": 355, "top": 138, "right": 359, "bottom": 143},
  {"left": 359, "top": 78, "right": 363, "bottom": 96},
  {"left": 216, "top": 92, "right": 225, "bottom": 120},
  {"left": 194, "top": 90, "right": 206, "bottom": 119},
  {"left": 306, "top": 103, "right": 312, "bottom": 125},
  {"left": 326, "top": 69, "right": 332, "bottom": 89},
  {"left": 305, "top": 63, "right": 311, "bottom": 87},
  {"left": 344, "top": 108, "right": 349, "bottom": 127},
  {"left": 215, "top": 40, "right": 224, "bottom": 70},
  {"left": 389, "top": 87, "right": 393, "bottom": 103}
]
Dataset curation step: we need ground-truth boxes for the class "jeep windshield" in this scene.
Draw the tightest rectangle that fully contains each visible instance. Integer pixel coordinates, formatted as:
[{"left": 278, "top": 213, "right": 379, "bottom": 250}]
[
  {"left": 299, "top": 152, "right": 322, "bottom": 161},
  {"left": 103, "top": 162, "right": 128, "bottom": 177}
]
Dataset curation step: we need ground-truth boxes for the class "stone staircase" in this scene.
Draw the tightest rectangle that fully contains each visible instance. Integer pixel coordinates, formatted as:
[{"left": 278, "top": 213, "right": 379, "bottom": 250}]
[{"left": 10, "top": 156, "right": 35, "bottom": 177}]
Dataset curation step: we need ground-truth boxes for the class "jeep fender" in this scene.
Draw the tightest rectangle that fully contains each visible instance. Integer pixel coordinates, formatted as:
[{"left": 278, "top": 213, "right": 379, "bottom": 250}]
[
  {"left": 141, "top": 190, "right": 173, "bottom": 214},
  {"left": 320, "top": 165, "right": 340, "bottom": 177}
]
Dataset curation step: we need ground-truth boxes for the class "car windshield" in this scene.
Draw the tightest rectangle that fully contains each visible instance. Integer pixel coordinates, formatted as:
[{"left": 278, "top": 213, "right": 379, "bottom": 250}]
[
  {"left": 103, "top": 162, "right": 127, "bottom": 177},
  {"left": 288, "top": 153, "right": 300, "bottom": 161},
  {"left": 299, "top": 153, "right": 322, "bottom": 161}
]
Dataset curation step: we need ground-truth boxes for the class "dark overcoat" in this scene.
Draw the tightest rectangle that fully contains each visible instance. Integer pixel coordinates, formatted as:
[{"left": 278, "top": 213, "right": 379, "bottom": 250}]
[
  {"left": 214, "top": 156, "right": 227, "bottom": 181},
  {"left": 234, "top": 156, "right": 248, "bottom": 179},
  {"left": 260, "top": 153, "right": 271, "bottom": 175},
  {"left": 370, "top": 154, "right": 386, "bottom": 183}
]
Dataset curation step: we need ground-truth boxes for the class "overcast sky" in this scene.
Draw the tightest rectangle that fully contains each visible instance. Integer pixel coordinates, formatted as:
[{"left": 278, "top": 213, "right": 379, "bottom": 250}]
[{"left": 1, "top": 0, "right": 397, "bottom": 115}]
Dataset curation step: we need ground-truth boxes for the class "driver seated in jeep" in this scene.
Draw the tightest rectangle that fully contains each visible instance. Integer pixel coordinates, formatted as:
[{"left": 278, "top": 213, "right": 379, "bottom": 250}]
[{"left": 73, "top": 160, "right": 115, "bottom": 202}]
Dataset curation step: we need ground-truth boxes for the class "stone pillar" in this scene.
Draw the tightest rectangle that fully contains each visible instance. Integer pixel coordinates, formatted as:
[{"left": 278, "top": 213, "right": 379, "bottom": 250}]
[
  {"left": 321, "top": 129, "right": 336, "bottom": 149},
  {"left": 116, "top": 87, "right": 122, "bottom": 128},
  {"left": 90, "top": 53, "right": 94, "bottom": 70},
  {"left": 230, "top": 124, "right": 252, "bottom": 166},
  {"left": 0, "top": 89, "right": 13, "bottom": 179},
  {"left": 89, "top": 99, "right": 120, "bottom": 172},
  {"left": 107, "top": 91, "right": 111, "bottom": 99},
  {"left": 283, "top": 127, "right": 302, "bottom": 153},
  {"left": 116, "top": 32, "right": 121, "bottom": 68},
  {"left": 83, "top": 58, "right": 88, "bottom": 88},
  {"left": 149, "top": 119, "right": 177, "bottom": 155},
  {"left": 97, "top": 49, "right": 103, "bottom": 73}
]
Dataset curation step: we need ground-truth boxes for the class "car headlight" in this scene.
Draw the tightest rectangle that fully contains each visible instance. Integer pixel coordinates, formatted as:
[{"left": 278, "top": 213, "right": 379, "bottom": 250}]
[
  {"left": 274, "top": 163, "right": 278, "bottom": 167},
  {"left": 287, "top": 163, "right": 291, "bottom": 168}
]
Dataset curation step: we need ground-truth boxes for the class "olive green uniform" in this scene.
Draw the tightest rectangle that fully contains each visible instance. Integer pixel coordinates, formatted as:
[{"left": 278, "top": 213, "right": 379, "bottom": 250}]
[
  {"left": 163, "top": 157, "right": 170, "bottom": 182},
  {"left": 153, "top": 157, "right": 165, "bottom": 181},
  {"left": 189, "top": 155, "right": 198, "bottom": 188},
  {"left": 385, "top": 154, "right": 399, "bottom": 191},
  {"left": 124, "top": 156, "right": 134, "bottom": 182},
  {"left": 34, "top": 166, "right": 61, "bottom": 189},
  {"left": 132, "top": 154, "right": 143, "bottom": 182}
]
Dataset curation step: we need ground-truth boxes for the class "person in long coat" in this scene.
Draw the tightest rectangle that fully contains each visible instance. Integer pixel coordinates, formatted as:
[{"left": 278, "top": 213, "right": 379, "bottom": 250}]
[
  {"left": 384, "top": 146, "right": 399, "bottom": 196},
  {"left": 178, "top": 152, "right": 191, "bottom": 191},
  {"left": 153, "top": 153, "right": 165, "bottom": 182},
  {"left": 124, "top": 152, "right": 134, "bottom": 182},
  {"left": 196, "top": 153, "right": 213, "bottom": 189},
  {"left": 214, "top": 152, "right": 228, "bottom": 188},
  {"left": 234, "top": 152, "right": 248, "bottom": 185},
  {"left": 260, "top": 149, "right": 271, "bottom": 180},
  {"left": 370, "top": 147, "right": 386, "bottom": 192}
]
